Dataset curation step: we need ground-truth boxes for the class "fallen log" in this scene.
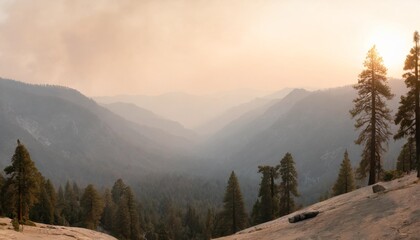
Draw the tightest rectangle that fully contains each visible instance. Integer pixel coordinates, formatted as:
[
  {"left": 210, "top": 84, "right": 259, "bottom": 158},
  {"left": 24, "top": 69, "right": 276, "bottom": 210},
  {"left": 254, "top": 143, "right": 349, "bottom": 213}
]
[{"left": 288, "top": 211, "right": 320, "bottom": 223}]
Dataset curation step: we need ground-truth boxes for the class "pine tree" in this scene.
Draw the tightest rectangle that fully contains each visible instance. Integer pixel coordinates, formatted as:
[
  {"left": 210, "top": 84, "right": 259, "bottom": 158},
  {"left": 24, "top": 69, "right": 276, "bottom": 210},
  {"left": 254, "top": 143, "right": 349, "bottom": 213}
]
[
  {"left": 183, "top": 205, "right": 202, "bottom": 239},
  {"left": 115, "top": 194, "right": 131, "bottom": 239},
  {"left": 55, "top": 185, "right": 68, "bottom": 225},
  {"left": 332, "top": 150, "right": 355, "bottom": 196},
  {"left": 101, "top": 188, "right": 116, "bottom": 232},
  {"left": 204, "top": 209, "right": 214, "bottom": 240},
  {"left": 111, "top": 179, "right": 126, "bottom": 203},
  {"left": 395, "top": 31, "right": 420, "bottom": 178},
  {"left": 219, "top": 171, "right": 248, "bottom": 235},
  {"left": 111, "top": 179, "right": 142, "bottom": 240},
  {"left": 45, "top": 179, "right": 57, "bottom": 223},
  {"left": 4, "top": 140, "right": 42, "bottom": 223},
  {"left": 30, "top": 178, "right": 56, "bottom": 224},
  {"left": 161, "top": 199, "right": 183, "bottom": 240},
  {"left": 350, "top": 46, "right": 393, "bottom": 184},
  {"left": 250, "top": 199, "right": 260, "bottom": 225},
  {"left": 125, "top": 186, "right": 141, "bottom": 240},
  {"left": 0, "top": 174, "right": 5, "bottom": 216},
  {"left": 397, "top": 138, "right": 416, "bottom": 173},
  {"left": 63, "top": 181, "right": 80, "bottom": 225},
  {"left": 254, "top": 165, "right": 280, "bottom": 223},
  {"left": 279, "top": 153, "right": 299, "bottom": 216},
  {"left": 72, "top": 182, "right": 81, "bottom": 202},
  {"left": 80, "top": 184, "right": 104, "bottom": 230}
]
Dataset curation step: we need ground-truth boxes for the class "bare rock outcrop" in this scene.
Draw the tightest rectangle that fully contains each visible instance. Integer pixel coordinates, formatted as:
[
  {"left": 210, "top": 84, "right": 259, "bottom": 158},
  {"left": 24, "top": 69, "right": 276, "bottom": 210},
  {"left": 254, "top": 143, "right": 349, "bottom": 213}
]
[{"left": 372, "top": 184, "right": 386, "bottom": 193}]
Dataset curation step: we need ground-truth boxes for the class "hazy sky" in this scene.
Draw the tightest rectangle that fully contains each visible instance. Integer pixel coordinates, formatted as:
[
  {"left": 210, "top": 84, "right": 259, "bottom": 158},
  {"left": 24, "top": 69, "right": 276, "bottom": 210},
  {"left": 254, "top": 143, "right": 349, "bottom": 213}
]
[{"left": 0, "top": 0, "right": 418, "bottom": 96}]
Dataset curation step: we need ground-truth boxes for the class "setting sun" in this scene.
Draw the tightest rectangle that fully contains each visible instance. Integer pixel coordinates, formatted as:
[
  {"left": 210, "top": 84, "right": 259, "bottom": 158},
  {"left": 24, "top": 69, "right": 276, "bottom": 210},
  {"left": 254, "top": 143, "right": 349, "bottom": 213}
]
[{"left": 366, "top": 27, "right": 411, "bottom": 77}]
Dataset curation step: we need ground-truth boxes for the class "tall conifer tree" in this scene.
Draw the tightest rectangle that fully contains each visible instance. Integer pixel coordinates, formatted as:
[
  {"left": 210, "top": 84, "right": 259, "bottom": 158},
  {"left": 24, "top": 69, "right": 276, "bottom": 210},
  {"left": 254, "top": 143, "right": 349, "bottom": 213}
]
[
  {"left": 332, "top": 150, "right": 355, "bottom": 196},
  {"left": 62, "top": 181, "right": 81, "bottom": 225},
  {"left": 184, "top": 205, "right": 202, "bottom": 239},
  {"left": 350, "top": 46, "right": 393, "bottom": 184},
  {"left": 55, "top": 185, "right": 68, "bottom": 225},
  {"left": 279, "top": 153, "right": 299, "bottom": 216},
  {"left": 125, "top": 186, "right": 141, "bottom": 240},
  {"left": 220, "top": 171, "right": 247, "bottom": 235},
  {"left": 254, "top": 165, "right": 279, "bottom": 223},
  {"left": 111, "top": 179, "right": 142, "bottom": 239},
  {"left": 80, "top": 184, "right": 104, "bottom": 230},
  {"left": 204, "top": 209, "right": 214, "bottom": 240},
  {"left": 30, "top": 178, "right": 56, "bottom": 224},
  {"left": 0, "top": 174, "right": 4, "bottom": 216},
  {"left": 4, "top": 140, "right": 41, "bottom": 223},
  {"left": 101, "top": 189, "right": 116, "bottom": 232},
  {"left": 397, "top": 138, "right": 416, "bottom": 173},
  {"left": 395, "top": 31, "right": 420, "bottom": 178}
]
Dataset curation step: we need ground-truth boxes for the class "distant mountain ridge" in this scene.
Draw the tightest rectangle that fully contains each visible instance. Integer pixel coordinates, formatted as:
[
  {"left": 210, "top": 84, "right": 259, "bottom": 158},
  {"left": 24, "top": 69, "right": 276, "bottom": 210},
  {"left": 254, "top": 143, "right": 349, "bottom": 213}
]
[
  {"left": 103, "top": 102, "right": 197, "bottom": 140},
  {"left": 0, "top": 78, "right": 194, "bottom": 186},
  {"left": 195, "top": 88, "right": 294, "bottom": 136},
  {"left": 95, "top": 90, "right": 274, "bottom": 129},
  {"left": 198, "top": 80, "right": 407, "bottom": 204},
  {"left": 199, "top": 88, "right": 311, "bottom": 159}
]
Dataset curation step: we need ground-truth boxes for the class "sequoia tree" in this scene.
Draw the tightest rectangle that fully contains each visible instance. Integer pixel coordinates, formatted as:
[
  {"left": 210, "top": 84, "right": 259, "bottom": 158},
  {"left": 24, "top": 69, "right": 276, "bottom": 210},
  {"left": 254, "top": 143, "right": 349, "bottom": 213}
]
[
  {"left": 4, "top": 140, "right": 41, "bottom": 223},
  {"left": 332, "top": 150, "right": 355, "bottom": 196},
  {"left": 350, "top": 45, "right": 393, "bottom": 185},
  {"left": 394, "top": 31, "right": 420, "bottom": 178},
  {"left": 279, "top": 153, "right": 299, "bottom": 215}
]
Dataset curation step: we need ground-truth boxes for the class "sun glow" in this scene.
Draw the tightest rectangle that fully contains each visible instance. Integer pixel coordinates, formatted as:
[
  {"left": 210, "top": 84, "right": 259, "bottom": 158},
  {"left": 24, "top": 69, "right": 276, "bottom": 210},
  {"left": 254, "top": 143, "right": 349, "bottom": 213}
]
[{"left": 366, "top": 28, "right": 411, "bottom": 77}]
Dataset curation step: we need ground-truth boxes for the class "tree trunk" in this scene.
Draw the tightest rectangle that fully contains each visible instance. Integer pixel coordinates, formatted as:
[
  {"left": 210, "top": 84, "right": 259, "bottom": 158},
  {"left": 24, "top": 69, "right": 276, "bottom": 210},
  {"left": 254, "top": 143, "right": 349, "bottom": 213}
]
[
  {"left": 369, "top": 66, "right": 377, "bottom": 185},
  {"left": 409, "top": 139, "right": 413, "bottom": 171},
  {"left": 345, "top": 170, "right": 348, "bottom": 193},
  {"left": 403, "top": 148, "right": 406, "bottom": 173},
  {"left": 416, "top": 40, "right": 420, "bottom": 178},
  {"left": 232, "top": 189, "right": 236, "bottom": 233},
  {"left": 19, "top": 188, "right": 23, "bottom": 223}
]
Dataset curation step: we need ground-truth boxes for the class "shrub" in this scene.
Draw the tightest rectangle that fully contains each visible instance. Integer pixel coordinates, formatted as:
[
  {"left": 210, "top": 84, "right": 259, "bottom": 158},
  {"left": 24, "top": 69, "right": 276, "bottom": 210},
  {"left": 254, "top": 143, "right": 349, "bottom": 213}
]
[
  {"left": 383, "top": 170, "right": 403, "bottom": 182},
  {"left": 11, "top": 218, "right": 20, "bottom": 232}
]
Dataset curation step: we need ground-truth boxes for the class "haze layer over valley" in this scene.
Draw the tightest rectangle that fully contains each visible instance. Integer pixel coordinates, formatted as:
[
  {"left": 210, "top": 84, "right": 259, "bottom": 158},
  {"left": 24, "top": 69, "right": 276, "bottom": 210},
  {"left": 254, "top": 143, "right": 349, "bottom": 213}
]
[{"left": 0, "top": 77, "right": 408, "bottom": 207}]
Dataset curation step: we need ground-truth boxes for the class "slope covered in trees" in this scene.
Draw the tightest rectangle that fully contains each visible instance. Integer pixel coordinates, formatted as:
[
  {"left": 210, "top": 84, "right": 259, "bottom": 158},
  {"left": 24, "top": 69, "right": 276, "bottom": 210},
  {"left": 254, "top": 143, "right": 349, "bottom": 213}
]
[{"left": 0, "top": 141, "right": 218, "bottom": 239}]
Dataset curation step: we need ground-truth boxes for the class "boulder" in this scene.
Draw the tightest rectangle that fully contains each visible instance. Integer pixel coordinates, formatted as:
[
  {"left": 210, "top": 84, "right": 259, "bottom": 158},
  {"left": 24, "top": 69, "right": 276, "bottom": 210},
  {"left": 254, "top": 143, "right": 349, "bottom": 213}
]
[{"left": 372, "top": 184, "right": 386, "bottom": 193}]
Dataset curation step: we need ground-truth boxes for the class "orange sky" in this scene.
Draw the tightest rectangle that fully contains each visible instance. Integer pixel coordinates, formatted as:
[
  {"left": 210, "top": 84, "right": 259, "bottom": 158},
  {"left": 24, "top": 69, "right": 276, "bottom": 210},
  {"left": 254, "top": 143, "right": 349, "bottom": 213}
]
[{"left": 0, "top": 0, "right": 417, "bottom": 96}]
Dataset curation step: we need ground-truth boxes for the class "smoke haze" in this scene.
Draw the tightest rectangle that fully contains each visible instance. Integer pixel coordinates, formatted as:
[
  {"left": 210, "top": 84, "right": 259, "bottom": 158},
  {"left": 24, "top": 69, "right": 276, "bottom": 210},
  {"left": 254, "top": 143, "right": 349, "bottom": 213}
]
[{"left": 0, "top": 0, "right": 417, "bottom": 96}]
